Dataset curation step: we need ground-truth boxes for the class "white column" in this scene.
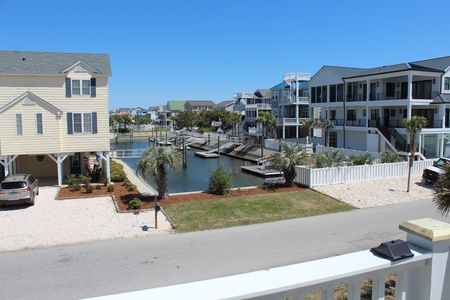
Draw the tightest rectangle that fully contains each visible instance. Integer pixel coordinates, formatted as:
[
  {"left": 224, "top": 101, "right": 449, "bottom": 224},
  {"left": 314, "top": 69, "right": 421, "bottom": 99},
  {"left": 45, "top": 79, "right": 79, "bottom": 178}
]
[
  {"left": 399, "top": 218, "right": 450, "bottom": 300},
  {"left": 407, "top": 73, "right": 413, "bottom": 119}
]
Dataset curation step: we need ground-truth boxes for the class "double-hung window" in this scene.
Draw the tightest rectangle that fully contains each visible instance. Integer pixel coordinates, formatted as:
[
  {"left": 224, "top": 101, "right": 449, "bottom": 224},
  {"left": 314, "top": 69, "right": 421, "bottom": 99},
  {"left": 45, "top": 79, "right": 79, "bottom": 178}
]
[
  {"left": 445, "top": 77, "right": 450, "bottom": 91},
  {"left": 36, "top": 113, "right": 43, "bottom": 134},
  {"left": 67, "top": 112, "right": 97, "bottom": 134},
  {"left": 72, "top": 79, "right": 90, "bottom": 95},
  {"left": 16, "top": 114, "right": 23, "bottom": 135},
  {"left": 65, "top": 78, "right": 96, "bottom": 97}
]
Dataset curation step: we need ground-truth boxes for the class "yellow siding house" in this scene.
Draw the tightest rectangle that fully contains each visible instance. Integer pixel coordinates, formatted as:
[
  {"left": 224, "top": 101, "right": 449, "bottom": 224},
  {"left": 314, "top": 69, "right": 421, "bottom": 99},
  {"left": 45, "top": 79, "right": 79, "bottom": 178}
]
[{"left": 0, "top": 50, "right": 112, "bottom": 185}]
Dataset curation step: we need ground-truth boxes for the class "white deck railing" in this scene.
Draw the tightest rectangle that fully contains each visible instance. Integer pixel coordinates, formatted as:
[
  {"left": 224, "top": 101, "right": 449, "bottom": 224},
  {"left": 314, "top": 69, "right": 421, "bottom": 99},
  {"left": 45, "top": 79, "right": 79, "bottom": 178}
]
[
  {"left": 295, "top": 160, "right": 435, "bottom": 187},
  {"left": 86, "top": 219, "right": 450, "bottom": 300}
]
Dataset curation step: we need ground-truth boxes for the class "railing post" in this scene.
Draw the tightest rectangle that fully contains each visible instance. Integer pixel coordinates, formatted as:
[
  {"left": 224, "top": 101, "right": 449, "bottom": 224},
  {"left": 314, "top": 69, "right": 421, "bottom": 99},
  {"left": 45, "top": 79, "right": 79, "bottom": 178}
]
[{"left": 399, "top": 218, "right": 450, "bottom": 300}]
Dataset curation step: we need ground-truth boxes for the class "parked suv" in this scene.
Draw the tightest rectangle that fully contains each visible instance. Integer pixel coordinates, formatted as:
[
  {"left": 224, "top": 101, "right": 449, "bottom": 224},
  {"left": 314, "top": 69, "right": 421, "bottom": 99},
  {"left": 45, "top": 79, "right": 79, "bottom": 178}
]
[
  {"left": 422, "top": 158, "right": 450, "bottom": 184},
  {"left": 0, "top": 174, "right": 39, "bottom": 206}
]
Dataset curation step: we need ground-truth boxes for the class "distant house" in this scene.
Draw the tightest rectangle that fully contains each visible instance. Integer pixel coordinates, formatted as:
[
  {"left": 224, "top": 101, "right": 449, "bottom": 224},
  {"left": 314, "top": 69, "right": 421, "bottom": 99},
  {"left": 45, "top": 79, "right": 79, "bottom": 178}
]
[
  {"left": 184, "top": 100, "right": 215, "bottom": 112},
  {"left": 0, "top": 50, "right": 112, "bottom": 185},
  {"left": 215, "top": 100, "right": 234, "bottom": 111}
]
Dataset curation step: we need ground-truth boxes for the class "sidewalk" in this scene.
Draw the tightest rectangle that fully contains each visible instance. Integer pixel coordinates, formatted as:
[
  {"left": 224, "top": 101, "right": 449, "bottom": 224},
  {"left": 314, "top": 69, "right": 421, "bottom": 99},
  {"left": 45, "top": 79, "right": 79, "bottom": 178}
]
[{"left": 113, "top": 159, "right": 157, "bottom": 196}]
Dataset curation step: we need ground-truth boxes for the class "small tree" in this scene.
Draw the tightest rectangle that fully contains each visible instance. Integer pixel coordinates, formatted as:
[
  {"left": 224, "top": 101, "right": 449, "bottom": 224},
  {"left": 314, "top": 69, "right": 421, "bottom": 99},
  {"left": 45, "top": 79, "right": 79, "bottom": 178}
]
[
  {"left": 349, "top": 153, "right": 374, "bottom": 166},
  {"left": 208, "top": 166, "right": 233, "bottom": 195},
  {"left": 266, "top": 142, "right": 311, "bottom": 187},
  {"left": 320, "top": 119, "right": 335, "bottom": 147},
  {"left": 403, "top": 116, "right": 427, "bottom": 192},
  {"left": 302, "top": 118, "right": 316, "bottom": 144},
  {"left": 314, "top": 150, "right": 347, "bottom": 168},
  {"left": 380, "top": 150, "right": 404, "bottom": 163}
]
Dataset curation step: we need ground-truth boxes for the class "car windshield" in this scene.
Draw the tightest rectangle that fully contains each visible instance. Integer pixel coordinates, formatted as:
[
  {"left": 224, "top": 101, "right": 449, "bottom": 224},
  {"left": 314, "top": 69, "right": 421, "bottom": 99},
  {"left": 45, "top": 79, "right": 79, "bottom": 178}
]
[
  {"left": 1, "top": 182, "right": 26, "bottom": 189},
  {"left": 434, "top": 159, "right": 449, "bottom": 168}
]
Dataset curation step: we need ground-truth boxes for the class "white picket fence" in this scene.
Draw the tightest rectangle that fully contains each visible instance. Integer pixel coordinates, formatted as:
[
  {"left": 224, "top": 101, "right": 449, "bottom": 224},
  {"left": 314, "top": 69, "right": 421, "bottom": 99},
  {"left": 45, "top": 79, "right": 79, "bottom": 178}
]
[{"left": 295, "top": 160, "right": 435, "bottom": 187}]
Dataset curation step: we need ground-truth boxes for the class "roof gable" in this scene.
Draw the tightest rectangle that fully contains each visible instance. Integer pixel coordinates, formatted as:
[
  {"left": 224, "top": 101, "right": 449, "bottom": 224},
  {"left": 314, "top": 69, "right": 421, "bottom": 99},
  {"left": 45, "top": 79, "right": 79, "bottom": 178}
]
[
  {"left": 0, "top": 50, "right": 112, "bottom": 76},
  {"left": 0, "top": 91, "right": 63, "bottom": 116}
]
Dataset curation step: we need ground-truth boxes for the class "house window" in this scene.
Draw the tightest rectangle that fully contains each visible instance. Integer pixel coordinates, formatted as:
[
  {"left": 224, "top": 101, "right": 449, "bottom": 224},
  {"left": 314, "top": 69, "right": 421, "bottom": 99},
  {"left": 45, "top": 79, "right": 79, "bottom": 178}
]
[
  {"left": 36, "top": 113, "right": 43, "bottom": 134},
  {"left": 330, "top": 110, "right": 336, "bottom": 120},
  {"left": 68, "top": 112, "right": 96, "bottom": 134},
  {"left": 65, "top": 78, "right": 96, "bottom": 97},
  {"left": 16, "top": 114, "right": 23, "bottom": 135},
  {"left": 347, "top": 110, "right": 356, "bottom": 121},
  {"left": 71, "top": 79, "right": 90, "bottom": 95},
  {"left": 445, "top": 77, "right": 450, "bottom": 90},
  {"left": 386, "top": 82, "right": 395, "bottom": 98}
]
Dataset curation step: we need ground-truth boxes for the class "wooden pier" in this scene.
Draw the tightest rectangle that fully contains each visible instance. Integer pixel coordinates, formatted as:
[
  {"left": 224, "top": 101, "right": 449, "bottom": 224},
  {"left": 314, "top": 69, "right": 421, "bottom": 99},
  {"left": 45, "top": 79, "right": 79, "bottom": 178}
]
[{"left": 240, "top": 164, "right": 282, "bottom": 177}]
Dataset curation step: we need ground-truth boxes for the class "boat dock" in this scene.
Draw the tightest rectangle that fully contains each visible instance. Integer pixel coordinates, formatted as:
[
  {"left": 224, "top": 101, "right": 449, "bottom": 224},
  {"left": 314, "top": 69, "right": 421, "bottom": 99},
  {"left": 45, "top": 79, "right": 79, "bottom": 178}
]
[
  {"left": 194, "top": 152, "right": 220, "bottom": 158},
  {"left": 240, "top": 164, "right": 283, "bottom": 177}
]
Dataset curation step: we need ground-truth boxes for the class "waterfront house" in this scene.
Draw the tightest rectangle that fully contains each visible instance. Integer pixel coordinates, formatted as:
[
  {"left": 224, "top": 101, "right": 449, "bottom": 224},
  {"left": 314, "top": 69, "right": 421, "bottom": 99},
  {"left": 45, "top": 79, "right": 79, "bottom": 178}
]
[
  {"left": 0, "top": 50, "right": 112, "bottom": 184},
  {"left": 309, "top": 56, "right": 450, "bottom": 158}
]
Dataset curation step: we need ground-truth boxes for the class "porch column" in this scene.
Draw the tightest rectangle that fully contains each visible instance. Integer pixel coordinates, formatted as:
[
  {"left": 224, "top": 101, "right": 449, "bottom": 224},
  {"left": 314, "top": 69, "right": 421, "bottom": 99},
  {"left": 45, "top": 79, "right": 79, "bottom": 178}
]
[
  {"left": 0, "top": 155, "right": 18, "bottom": 177},
  {"left": 400, "top": 218, "right": 450, "bottom": 299},
  {"left": 47, "top": 153, "right": 69, "bottom": 186},
  {"left": 407, "top": 73, "right": 413, "bottom": 119},
  {"left": 99, "top": 151, "right": 111, "bottom": 182}
]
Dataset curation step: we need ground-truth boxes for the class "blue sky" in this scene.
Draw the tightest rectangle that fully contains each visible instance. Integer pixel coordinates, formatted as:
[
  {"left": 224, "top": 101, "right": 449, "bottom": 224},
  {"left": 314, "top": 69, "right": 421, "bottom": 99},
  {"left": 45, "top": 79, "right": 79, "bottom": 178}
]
[{"left": 1, "top": 0, "right": 449, "bottom": 109}]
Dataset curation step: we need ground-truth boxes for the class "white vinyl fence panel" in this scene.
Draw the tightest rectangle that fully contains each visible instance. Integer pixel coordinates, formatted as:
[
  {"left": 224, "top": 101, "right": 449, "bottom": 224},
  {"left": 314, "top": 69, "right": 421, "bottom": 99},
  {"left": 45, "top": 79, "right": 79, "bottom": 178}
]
[{"left": 295, "top": 159, "right": 435, "bottom": 187}]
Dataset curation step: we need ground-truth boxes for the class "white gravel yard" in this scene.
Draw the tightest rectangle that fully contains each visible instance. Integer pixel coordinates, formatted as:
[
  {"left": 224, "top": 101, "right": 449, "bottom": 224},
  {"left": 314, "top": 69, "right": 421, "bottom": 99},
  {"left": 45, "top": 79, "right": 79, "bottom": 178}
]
[
  {"left": 312, "top": 176, "right": 435, "bottom": 208},
  {"left": 0, "top": 187, "right": 173, "bottom": 253}
]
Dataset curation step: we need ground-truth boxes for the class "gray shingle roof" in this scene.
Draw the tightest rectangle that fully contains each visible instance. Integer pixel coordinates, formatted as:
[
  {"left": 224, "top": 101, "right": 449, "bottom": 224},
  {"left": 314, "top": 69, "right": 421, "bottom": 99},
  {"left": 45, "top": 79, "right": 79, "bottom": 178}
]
[
  {"left": 325, "top": 66, "right": 368, "bottom": 77},
  {"left": 410, "top": 56, "right": 450, "bottom": 72},
  {"left": 0, "top": 50, "right": 112, "bottom": 76}
]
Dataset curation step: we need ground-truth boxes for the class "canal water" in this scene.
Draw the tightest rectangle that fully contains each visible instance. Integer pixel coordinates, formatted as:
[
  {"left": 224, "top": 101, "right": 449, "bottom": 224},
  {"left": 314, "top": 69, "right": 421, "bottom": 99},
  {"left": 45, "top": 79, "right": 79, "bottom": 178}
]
[{"left": 112, "top": 140, "right": 265, "bottom": 193}]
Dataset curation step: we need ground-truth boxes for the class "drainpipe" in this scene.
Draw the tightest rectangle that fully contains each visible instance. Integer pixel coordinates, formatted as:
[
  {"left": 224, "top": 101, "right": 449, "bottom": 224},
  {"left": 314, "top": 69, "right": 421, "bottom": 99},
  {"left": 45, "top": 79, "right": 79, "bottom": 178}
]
[{"left": 342, "top": 78, "right": 346, "bottom": 149}]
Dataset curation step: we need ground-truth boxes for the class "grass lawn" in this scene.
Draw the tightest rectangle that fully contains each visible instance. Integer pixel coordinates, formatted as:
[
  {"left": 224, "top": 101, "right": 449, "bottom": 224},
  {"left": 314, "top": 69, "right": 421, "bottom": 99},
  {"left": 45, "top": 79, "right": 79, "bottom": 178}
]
[{"left": 164, "top": 189, "right": 355, "bottom": 232}]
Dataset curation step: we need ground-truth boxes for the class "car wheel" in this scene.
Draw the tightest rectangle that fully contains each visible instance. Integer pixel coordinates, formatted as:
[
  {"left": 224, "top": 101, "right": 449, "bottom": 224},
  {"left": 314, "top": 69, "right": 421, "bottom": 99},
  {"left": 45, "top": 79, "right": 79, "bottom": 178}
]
[{"left": 29, "top": 193, "right": 35, "bottom": 206}]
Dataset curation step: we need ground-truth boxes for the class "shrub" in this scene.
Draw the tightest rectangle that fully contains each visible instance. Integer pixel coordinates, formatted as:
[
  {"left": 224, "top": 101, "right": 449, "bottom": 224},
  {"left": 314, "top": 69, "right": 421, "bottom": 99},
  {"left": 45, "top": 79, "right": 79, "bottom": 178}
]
[
  {"left": 95, "top": 184, "right": 101, "bottom": 190},
  {"left": 64, "top": 174, "right": 78, "bottom": 189},
  {"left": 73, "top": 183, "right": 81, "bottom": 191},
  {"left": 208, "top": 165, "right": 233, "bottom": 195},
  {"left": 127, "top": 197, "right": 142, "bottom": 210},
  {"left": 84, "top": 184, "right": 93, "bottom": 193},
  {"left": 102, "top": 178, "right": 109, "bottom": 186},
  {"left": 80, "top": 174, "right": 92, "bottom": 185},
  {"left": 127, "top": 184, "right": 136, "bottom": 192},
  {"left": 349, "top": 153, "right": 374, "bottom": 166},
  {"left": 110, "top": 159, "right": 127, "bottom": 182},
  {"left": 107, "top": 185, "right": 115, "bottom": 192},
  {"left": 381, "top": 150, "right": 404, "bottom": 163}
]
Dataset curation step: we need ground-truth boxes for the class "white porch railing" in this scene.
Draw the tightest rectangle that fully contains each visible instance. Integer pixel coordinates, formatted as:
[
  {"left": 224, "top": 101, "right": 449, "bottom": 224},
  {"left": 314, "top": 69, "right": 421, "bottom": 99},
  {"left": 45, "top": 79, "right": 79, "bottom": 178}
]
[
  {"left": 295, "top": 160, "right": 434, "bottom": 187},
  {"left": 85, "top": 218, "right": 450, "bottom": 300}
]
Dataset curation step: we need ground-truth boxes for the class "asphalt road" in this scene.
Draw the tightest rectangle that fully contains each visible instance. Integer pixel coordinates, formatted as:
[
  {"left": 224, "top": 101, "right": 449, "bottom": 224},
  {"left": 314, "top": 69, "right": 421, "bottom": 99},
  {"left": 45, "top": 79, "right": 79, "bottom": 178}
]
[{"left": 0, "top": 198, "right": 448, "bottom": 300}]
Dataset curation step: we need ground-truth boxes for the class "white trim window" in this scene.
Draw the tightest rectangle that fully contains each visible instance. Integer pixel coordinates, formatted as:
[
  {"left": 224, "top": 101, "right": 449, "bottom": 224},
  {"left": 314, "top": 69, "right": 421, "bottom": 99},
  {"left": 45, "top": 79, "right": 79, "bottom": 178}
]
[
  {"left": 445, "top": 77, "right": 450, "bottom": 91},
  {"left": 16, "top": 114, "right": 23, "bottom": 135},
  {"left": 36, "top": 113, "right": 43, "bottom": 134},
  {"left": 72, "top": 79, "right": 90, "bottom": 95},
  {"left": 73, "top": 113, "right": 92, "bottom": 133}
]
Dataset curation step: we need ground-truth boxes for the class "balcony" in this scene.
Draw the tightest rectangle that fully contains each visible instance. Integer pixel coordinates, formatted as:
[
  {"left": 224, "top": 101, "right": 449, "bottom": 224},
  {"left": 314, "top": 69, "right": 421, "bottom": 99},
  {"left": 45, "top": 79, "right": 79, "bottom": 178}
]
[
  {"left": 346, "top": 92, "right": 440, "bottom": 102},
  {"left": 278, "top": 118, "right": 308, "bottom": 125},
  {"left": 279, "top": 96, "right": 309, "bottom": 105},
  {"left": 246, "top": 103, "right": 271, "bottom": 110}
]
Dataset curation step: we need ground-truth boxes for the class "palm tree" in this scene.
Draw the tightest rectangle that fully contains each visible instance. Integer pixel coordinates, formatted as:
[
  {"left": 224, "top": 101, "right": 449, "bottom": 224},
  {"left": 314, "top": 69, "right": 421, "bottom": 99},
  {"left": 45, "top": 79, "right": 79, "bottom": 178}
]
[
  {"left": 136, "top": 146, "right": 181, "bottom": 199},
  {"left": 314, "top": 150, "right": 347, "bottom": 168},
  {"left": 433, "top": 162, "right": 450, "bottom": 216},
  {"left": 266, "top": 142, "right": 311, "bottom": 187},
  {"left": 380, "top": 150, "right": 404, "bottom": 163},
  {"left": 256, "top": 112, "right": 277, "bottom": 139},
  {"left": 320, "top": 119, "right": 335, "bottom": 147},
  {"left": 256, "top": 112, "right": 277, "bottom": 157},
  {"left": 403, "top": 115, "right": 427, "bottom": 192},
  {"left": 302, "top": 118, "right": 316, "bottom": 144}
]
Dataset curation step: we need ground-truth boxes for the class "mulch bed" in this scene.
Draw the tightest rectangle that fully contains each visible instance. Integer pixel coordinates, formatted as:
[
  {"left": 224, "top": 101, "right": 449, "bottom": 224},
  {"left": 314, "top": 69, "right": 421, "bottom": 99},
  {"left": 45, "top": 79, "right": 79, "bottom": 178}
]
[{"left": 57, "top": 182, "right": 307, "bottom": 211}]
